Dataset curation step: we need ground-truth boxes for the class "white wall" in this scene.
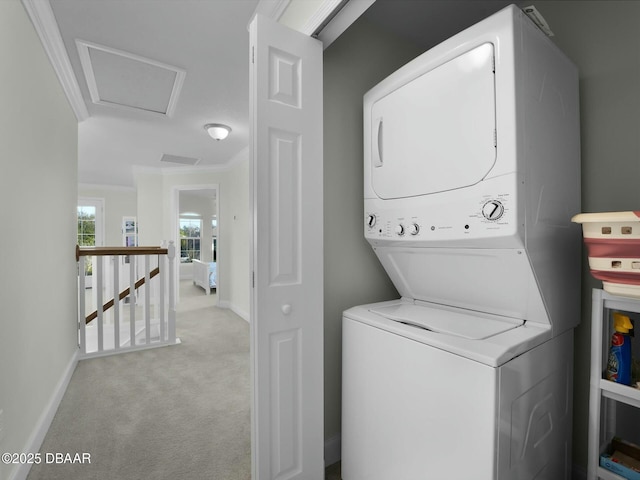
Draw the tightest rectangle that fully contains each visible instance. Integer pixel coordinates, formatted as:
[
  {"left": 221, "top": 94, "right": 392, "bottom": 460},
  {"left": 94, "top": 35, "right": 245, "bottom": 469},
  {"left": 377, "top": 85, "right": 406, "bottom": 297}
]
[
  {"left": 135, "top": 170, "right": 164, "bottom": 246},
  {"left": 0, "top": 2, "right": 79, "bottom": 479},
  {"left": 134, "top": 149, "right": 250, "bottom": 320},
  {"left": 224, "top": 154, "right": 250, "bottom": 320},
  {"left": 78, "top": 185, "right": 137, "bottom": 246},
  {"left": 323, "top": 17, "right": 423, "bottom": 445}
]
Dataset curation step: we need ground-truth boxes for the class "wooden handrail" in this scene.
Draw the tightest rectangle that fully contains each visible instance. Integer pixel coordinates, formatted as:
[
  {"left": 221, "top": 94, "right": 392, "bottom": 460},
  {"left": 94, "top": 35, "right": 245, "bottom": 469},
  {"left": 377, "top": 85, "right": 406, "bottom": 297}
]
[
  {"left": 76, "top": 245, "right": 168, "bottom": 261},
  {"left": 85, "top": 267, "right": 161, "bottom": 324}
]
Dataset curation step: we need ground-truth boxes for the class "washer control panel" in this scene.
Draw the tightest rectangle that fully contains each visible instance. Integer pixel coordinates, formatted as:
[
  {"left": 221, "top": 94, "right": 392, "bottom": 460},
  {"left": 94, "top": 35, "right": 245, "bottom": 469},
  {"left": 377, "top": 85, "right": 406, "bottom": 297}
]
[{"left": 365, "top": 192, "right": 515, "bottom": 241}]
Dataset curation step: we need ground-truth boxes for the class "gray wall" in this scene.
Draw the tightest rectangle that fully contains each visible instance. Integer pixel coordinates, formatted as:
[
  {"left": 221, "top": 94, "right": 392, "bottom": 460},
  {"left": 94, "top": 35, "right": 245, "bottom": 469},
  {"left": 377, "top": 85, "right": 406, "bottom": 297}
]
[
  {"left": 529, "top": 1, "right": 640, "bottom": 471},
  {"left": 323, "top": 17, "right": 423, "bottom": 442},
  {"left": 325, "top": 1, "right": 640, "bottom": 472},
  {"left": 0, "top": 1, "right": 79, "bottom": 479}
]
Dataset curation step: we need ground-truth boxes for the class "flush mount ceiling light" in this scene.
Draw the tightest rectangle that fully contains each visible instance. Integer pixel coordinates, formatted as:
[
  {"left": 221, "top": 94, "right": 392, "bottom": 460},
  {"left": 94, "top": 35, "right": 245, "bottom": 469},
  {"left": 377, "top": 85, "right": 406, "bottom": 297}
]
[{"left": 204, "top": 123, "right": 232, "bottom": 141}]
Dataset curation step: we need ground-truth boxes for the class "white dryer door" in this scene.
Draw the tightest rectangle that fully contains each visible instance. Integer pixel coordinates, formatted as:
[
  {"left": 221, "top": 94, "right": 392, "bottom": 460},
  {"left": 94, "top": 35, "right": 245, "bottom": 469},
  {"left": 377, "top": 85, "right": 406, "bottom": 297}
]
[{"left": 371, "top": 43, "right": 496, "bottom": 199}]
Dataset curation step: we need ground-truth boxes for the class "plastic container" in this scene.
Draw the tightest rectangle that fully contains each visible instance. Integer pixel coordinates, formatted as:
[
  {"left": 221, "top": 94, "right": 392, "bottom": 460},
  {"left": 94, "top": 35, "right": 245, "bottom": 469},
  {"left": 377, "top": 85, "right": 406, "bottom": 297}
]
[
  {"left": 572, "top": 211, "right": 640, "bottom": 298},
  {"left": 606, "top": 312, "right": 633, "bottom": 385}
]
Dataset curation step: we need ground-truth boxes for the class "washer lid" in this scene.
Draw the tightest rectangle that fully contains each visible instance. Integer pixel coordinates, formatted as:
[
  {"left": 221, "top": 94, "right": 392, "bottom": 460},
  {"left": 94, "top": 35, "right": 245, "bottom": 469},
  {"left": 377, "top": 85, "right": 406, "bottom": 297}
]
[{"left": 369, "top": 302, "right": 523, "bottom": 340}]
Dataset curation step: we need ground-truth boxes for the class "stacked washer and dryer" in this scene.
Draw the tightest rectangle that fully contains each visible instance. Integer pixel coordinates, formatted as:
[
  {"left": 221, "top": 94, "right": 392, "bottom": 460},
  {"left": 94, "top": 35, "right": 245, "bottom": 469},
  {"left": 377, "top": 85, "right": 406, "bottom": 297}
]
[{"left": 342, "top": 5, "right": 581, "bottom": 480}]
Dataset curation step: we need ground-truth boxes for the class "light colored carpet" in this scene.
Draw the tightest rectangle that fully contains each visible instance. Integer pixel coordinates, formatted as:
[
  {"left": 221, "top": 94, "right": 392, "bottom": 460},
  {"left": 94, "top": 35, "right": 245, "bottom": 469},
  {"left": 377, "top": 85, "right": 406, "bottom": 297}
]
[{"left": 27, "top": 281, "right": 251, "bottom": 480}]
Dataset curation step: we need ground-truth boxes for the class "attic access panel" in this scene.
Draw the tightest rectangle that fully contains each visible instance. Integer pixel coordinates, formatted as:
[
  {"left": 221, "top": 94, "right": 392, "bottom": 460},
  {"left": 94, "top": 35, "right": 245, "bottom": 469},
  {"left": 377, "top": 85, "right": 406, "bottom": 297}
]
[
  {"left": 76, "top": 40, "right": 186, "bottom": 117},
  {"left": 371, "top": 43, "right": 497, "bottom": 199}
]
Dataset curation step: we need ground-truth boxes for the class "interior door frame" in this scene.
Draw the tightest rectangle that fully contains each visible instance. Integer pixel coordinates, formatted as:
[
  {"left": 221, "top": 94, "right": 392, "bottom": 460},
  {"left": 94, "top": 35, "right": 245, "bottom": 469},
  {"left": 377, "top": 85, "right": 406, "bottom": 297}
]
[{"left": 170, "top": 184, "right": 220, "bottom": 305}]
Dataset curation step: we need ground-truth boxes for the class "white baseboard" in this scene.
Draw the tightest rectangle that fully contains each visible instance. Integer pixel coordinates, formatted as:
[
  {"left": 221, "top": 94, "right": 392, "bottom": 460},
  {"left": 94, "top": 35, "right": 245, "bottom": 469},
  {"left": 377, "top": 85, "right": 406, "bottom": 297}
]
[
  {"left": 230, "top": 304, "right": 249, "bottom": 323},
  {"left": 9, "top": 350, "right": 78, "bottom": 480},
  {"left": 325, "top": 434, "right": 341, "bottom": 467},
  {"left": 218, "top": 300, "right": 249, "bottom": 323}
]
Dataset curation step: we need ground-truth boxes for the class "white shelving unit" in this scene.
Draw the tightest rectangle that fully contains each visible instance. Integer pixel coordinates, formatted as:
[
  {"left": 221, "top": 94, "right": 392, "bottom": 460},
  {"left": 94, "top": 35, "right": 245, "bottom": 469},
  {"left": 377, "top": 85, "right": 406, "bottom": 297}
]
[{"left": 588, "top": 288, "right": 640, "bottom": 480}]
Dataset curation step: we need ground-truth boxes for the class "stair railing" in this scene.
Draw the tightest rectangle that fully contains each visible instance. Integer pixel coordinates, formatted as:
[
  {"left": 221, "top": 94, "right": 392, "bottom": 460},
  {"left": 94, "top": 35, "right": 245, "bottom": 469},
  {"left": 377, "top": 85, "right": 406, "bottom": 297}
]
[{"left": 76, "top": 242, "right": 177, "bottom": 357}]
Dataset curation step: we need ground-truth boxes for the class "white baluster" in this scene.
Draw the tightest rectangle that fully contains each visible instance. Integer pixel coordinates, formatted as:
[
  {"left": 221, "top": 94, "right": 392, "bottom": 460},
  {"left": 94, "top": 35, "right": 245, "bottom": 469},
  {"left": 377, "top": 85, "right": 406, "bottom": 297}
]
[
  {"left": 113, "top": 255, "right": 120, "bottom": 350},
  {"left": 129, "top": 255, "right": 136, "bottom": 347},
  {"left": 159, "top": 250, "right": 166, "bottom": 343},
  {"left": 78, "top": 259, "right": 86, "bottom": 355},
  {"left": 144, "top": 255, "right": 151, "bottom": 345},
  {"left": 168, "top": 241, "right": 176, "bottom": 344},
  {"left": 96, "top": 255, "right": 104, "bottom": 352}
]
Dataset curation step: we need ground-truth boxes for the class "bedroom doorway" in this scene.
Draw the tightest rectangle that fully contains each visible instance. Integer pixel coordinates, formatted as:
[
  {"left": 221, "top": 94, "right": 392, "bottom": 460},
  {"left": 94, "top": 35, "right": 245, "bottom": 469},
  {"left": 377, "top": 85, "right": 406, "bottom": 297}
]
[{"left": 172, "top": 185, "right": 219, "bottom": 304}]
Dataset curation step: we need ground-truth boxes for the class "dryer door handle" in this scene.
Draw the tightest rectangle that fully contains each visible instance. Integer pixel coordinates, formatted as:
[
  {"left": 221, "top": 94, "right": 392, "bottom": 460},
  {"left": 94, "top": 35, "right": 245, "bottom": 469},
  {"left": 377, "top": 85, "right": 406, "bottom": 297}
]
[{"left": 373, "top": 117, "right": 383, "bottom": 167}]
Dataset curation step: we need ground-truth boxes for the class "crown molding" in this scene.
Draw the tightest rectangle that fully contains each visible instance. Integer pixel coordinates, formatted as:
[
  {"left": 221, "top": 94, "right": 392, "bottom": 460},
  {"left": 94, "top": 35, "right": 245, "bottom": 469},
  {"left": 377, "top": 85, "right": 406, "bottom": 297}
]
[
  {"left": 21, "top": 0, "right": 89, "bottom": 121},
  {"left": 249, "top": 0, "right": 291, "bottom": 28},
  {"left": 316, "top": 0, "right": 375, "bottom": 48},
  {"left": 300, "top": 0, "right": 344, "bottom": 36},
  {"left": 78, "top": 183, "right": 137, "bottom": 193}
]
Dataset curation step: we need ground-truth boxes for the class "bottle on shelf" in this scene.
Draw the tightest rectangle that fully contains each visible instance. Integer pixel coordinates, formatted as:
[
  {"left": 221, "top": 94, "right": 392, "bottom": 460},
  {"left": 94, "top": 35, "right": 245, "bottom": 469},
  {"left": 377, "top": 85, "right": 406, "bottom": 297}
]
[{"left": 606, "top": 312, "right": 633, "bottom": 386}]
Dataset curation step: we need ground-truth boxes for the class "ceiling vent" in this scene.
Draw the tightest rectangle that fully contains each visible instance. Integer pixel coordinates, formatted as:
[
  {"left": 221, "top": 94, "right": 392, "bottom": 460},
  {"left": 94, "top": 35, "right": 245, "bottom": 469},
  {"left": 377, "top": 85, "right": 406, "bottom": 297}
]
[
  {"left": 76, "top": 40, "right": 186, "bottom": 117},
  {"left": 160, "top": 154, "right": 200, "bottom": 166}
]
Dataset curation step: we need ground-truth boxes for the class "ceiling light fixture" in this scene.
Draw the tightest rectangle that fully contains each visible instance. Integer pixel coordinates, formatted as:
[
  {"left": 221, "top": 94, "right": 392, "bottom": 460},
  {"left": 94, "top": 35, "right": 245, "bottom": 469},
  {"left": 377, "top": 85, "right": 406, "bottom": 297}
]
[{"left": 204, "top": 123, "right": 231, "bottom": 141}]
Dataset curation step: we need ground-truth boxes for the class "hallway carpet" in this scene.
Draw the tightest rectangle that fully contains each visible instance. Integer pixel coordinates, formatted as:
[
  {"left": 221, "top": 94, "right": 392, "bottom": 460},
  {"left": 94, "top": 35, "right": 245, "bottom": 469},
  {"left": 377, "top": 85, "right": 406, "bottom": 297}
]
[{"left": 27, "top": 282, "right": 251, "bottom": 480}]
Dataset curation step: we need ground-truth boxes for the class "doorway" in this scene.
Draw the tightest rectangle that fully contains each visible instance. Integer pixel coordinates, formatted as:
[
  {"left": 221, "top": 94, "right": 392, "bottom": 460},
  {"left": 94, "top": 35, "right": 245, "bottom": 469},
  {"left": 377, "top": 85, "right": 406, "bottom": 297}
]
[{"left": 171, "top": 185, "right": 219, "bottom": 304}]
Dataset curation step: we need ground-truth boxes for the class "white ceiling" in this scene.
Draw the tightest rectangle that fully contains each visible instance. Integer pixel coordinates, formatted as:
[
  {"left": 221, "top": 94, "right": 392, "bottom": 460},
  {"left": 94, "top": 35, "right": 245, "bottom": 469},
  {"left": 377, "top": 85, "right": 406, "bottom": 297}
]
[
  {"left": 45, "top": 0, "right": 537, "bottom": 188},
  {"left": 49, "top": 0, "right": 260, "bottom": 187}
]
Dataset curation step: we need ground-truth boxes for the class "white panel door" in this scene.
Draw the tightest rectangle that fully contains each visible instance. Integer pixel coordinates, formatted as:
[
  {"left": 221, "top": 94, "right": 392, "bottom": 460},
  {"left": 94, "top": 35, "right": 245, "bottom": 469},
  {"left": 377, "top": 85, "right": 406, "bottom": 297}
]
[{"left": 250, "top": 14, "right": 324, "bottom": 480}]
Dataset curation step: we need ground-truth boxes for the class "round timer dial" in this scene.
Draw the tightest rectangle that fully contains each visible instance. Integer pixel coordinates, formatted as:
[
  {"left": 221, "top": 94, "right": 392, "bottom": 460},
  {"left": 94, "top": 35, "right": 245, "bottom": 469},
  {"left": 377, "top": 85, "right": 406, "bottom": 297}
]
[
  {"left": 482, "top": 200, "right": 505, "bottom": 221},
  {"left": 366, "top": 214, "right": 376, "bottom": 228}
]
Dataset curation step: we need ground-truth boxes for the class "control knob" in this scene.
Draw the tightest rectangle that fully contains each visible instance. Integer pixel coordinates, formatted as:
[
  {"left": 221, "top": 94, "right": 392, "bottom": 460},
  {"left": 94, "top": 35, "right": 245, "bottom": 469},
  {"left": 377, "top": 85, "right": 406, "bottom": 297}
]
[
  {"left": 407, "top": 223, "right": 420, "bottom": 235},
  {"left": 395, "top": 224, "right": 405, "bottom": 236},
  {"left": 366, "top": 214, "right": 377, "bottom": 228},
  {"left": 482, "top": 200, "right": 505, "bottom": 221}
]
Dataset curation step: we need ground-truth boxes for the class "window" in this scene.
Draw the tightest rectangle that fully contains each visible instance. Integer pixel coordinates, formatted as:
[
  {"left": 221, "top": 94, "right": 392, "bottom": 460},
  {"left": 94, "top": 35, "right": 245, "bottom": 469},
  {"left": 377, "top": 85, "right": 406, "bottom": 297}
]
[
  {"left": 77, "top": 199, "right": 103, "bottom": 286},
  {"left": 180, "top": 218, "right": 201, "bottom": 262},
  {"left": 78, "top": 205, "right": 96, "bottom": 278},
  {"left": 77, "top": 206, "right": 96, "bottom": 247}
]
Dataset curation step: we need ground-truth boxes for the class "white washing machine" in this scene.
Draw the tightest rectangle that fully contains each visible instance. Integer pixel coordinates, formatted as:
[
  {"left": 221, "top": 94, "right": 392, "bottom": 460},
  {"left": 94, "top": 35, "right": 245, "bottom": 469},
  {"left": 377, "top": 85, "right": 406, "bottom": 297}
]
[{"left": 342, "top": 5, "right": 581, "bottom": 480}]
